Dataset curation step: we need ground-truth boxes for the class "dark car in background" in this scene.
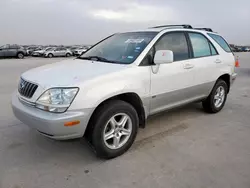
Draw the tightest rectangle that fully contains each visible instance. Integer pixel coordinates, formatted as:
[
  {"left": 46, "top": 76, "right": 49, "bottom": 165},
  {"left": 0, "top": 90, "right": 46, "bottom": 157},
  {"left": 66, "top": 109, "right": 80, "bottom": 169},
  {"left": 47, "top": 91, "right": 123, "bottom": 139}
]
[
  {"left": 0, "top": 44, "right": 26, "bottom": 59},
  {"left": 242, "top": 47, "right": 250, "bottom": 52}
]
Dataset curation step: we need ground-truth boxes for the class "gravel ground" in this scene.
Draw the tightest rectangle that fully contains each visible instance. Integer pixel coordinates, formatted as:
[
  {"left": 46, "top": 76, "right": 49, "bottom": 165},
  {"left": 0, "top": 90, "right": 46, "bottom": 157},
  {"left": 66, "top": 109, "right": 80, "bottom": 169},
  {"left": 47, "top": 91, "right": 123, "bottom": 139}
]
[{"left": 0, "top": 53, "right": 249, "bottom": 188}]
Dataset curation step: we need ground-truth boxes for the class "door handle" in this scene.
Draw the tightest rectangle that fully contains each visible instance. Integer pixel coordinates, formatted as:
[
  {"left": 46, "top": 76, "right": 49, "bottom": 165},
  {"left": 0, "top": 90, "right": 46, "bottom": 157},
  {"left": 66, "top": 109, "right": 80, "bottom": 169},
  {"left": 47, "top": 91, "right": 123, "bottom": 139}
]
[
  {"left": 215, "top": 59, "right": 221, "bottom": 64},
  {"left": 183, "top": 63, "right": 194, "bottom": 69}
]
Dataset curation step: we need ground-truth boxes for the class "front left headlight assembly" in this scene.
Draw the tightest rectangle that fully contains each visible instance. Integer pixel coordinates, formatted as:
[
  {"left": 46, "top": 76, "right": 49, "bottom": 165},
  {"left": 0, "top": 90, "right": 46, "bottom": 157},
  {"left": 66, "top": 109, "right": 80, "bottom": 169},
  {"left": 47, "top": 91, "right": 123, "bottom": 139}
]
[{"left": 36, "top": 88, "right": 79, "bottom": 113}]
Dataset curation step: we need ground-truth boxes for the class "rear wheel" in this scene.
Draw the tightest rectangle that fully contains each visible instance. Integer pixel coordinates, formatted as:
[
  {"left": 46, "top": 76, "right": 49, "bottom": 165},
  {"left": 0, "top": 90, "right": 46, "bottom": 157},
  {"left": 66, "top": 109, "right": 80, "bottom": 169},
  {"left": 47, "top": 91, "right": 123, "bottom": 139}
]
[
  {"left": 202, "top": 79, "right": 228, "bottom": 113},
  {"left": 89, "top": 100, "right": 139, "bottom": 159},
  {"left": 66, "top": 53, "right": 71, "bottom": 57},
  {"left": 17, "top": 53, "right": 24, "bottom": 59}
]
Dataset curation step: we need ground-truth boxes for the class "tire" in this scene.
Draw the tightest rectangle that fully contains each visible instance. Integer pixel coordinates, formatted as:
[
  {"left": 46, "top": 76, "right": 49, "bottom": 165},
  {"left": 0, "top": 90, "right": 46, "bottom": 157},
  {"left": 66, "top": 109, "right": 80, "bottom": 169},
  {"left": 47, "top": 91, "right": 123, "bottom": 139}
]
[
  {"left": 90, "top": 100, "right": 139, "bottom": 159},
  {"left": 48, "top": 53, "right": 53, "bottom": 58},
  {"left": 17, "top": 53, "right": 24, "bottom": 59},
  {"left": 202, "top": 79, "right": 228, "bottom": 113},
  {"left": 66, "top": 53, "right": 71, "bottom": 57}
]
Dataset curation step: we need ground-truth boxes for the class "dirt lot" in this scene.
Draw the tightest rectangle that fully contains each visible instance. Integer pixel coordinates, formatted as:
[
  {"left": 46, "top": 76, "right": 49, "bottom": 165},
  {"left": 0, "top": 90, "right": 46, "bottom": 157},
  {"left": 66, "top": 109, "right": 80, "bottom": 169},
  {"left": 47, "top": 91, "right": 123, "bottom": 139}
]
[{"left": 0, "top": 53, "right": 250, "bottom": 188}]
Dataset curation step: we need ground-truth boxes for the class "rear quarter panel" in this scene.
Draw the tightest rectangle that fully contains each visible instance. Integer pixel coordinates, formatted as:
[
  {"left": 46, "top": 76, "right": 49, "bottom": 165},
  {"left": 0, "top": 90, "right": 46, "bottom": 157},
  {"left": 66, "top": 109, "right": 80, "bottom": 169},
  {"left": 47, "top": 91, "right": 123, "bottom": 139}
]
[{"left": 206, "top": 33, "right": 235, "bottom": 79}]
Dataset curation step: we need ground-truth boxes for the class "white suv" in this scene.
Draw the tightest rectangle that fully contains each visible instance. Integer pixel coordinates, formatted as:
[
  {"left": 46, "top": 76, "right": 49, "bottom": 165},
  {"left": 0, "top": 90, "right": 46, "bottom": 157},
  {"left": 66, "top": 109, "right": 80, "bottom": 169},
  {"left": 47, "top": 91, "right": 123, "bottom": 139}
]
[
  {"left": 12, "top": 25, "right": 237, "bottom": 159},
  {"left": 44, "top": 47, "right": 73, "bottom": 58}
]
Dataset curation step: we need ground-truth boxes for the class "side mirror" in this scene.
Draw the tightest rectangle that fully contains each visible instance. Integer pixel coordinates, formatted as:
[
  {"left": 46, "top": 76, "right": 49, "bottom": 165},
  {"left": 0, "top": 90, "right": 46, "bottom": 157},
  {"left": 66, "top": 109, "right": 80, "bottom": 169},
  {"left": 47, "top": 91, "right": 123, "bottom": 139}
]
[{"left": 154, "top": 50, "right": 174, "bottom": 64}]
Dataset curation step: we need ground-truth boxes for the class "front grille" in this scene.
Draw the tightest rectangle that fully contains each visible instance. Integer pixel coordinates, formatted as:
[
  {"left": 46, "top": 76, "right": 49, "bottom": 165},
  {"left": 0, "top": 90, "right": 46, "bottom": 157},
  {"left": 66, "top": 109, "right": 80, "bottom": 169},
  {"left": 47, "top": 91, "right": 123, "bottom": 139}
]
[{"left": 18, "top": 78, "right": 38, "bottom": 98}]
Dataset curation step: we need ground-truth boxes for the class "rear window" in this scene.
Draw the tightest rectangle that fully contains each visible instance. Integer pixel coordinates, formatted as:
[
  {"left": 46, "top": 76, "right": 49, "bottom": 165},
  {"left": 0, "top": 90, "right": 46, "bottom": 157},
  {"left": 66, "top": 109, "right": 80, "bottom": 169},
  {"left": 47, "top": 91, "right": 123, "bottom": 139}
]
[{"left": 208, "top": 33, "right": 231, "bottom": 52}]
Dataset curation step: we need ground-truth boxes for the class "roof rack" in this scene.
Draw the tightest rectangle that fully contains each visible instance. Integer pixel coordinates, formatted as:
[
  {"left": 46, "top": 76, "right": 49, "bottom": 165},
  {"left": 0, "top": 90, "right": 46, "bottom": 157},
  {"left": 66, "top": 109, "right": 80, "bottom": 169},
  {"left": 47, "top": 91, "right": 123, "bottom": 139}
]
[
  {"left": 194, "top": 28, "right": 213, "bottom": 32},
  {"left": 149, "top": 24, "right": 193, "bottom": 29}
]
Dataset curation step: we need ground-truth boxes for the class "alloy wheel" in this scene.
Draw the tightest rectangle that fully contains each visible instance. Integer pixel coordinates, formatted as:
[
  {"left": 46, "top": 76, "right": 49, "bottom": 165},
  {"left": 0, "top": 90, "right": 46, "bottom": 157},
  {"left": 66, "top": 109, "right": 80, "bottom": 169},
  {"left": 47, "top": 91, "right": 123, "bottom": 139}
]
[
  {"left": 103, "top": 113, "right": 132, "bottom": 150},
  {"left": 214, "top": 86, "right": 225, "bottom": 108}
]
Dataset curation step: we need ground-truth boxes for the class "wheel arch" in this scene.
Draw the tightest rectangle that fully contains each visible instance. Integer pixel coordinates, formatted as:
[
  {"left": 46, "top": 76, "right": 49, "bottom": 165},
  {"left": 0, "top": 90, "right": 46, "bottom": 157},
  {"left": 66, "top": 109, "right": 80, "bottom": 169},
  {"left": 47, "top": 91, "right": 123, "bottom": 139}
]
[
  {"left": 85, "top": 92, "right": 146, "bottom": 137},
  {"left": 217, "top": 74, "right": 230, "bottom": 93}
]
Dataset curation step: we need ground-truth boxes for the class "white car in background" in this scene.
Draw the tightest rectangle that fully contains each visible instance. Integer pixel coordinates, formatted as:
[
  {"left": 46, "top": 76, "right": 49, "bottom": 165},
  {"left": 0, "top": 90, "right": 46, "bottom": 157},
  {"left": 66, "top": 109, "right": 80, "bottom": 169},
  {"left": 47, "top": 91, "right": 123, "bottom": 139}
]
[
  {"left": 44, "top": 47, "right": 73, "bottom": 58},
  {"left": 73, "top": 47, "right": 89, "bottom": 56},
  {"left": 32, "top": 47, "right": 55, "bottom": 57}
]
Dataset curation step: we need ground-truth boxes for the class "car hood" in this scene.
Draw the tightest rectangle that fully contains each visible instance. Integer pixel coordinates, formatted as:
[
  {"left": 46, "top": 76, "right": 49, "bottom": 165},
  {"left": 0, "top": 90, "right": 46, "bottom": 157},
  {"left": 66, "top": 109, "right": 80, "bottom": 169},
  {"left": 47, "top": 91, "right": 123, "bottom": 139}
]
[{"left": 22, "top": 59, "right": 129, "bottom": 88}]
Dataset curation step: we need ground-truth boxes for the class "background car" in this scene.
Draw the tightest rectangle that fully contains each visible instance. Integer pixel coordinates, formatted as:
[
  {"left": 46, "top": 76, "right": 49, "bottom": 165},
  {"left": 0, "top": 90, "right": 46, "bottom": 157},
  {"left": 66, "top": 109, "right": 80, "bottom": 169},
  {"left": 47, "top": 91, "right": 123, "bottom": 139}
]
[
  {"left": 32, "top": 47, "right": 55, "bottom": 57},
  {"left": 26, "top": 46, "right": 42, "bottom": 55},
  {"left": 234, "top": 47, "right": 243, "bottom": 52},
  {"left": 73, "top": 46, "right": 89, "bottom": 56},
  {"left": 44, "top": 47, "right": 73, "bottom": 58},
  {"left": 0, "top": 44, "right": 26, "bottom": 59},
  {"left": 242, "top": 47, "right": 250, "bottom": 52}
]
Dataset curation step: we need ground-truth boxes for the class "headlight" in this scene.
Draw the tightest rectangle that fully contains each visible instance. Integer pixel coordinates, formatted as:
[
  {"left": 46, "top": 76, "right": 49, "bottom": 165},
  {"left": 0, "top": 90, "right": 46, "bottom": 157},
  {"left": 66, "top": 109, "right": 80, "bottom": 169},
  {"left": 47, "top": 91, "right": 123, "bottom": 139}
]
[{"left": 36, "top": 88, "right": 79, "bottom": 113}]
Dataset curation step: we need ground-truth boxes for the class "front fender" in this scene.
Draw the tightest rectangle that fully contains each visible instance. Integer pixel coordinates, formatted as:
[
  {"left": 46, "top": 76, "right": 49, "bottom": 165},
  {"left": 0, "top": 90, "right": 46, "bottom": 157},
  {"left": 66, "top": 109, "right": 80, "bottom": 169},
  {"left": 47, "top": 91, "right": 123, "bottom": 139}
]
[
  {"left": 69, "top": 79, "right": 127, "bottom": 110},
  {"left": 69, "top": 66, "right": 151, "bottom": 113}
]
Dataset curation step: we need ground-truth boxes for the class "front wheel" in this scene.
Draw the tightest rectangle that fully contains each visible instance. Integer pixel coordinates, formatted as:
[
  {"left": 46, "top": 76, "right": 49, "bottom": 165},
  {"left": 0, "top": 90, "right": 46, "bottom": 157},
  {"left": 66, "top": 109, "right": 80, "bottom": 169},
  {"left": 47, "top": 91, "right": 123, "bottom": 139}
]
[
  {"left": 202, "top": 79, "right": 228, "bottom": 113},
  {"left": 90, "top": 100, "right": 139, "bottom": 159},
  {"left": 66, "top": 53, "right": 71, "bottom": 57}
]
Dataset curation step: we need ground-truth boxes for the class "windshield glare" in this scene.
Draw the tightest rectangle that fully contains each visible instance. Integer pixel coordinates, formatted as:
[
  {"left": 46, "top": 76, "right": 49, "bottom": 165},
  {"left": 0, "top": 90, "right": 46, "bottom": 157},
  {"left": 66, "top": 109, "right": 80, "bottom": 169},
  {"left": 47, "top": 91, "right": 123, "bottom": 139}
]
[{"left": 80, "top": 32, "right": 157, "bottom": 64}]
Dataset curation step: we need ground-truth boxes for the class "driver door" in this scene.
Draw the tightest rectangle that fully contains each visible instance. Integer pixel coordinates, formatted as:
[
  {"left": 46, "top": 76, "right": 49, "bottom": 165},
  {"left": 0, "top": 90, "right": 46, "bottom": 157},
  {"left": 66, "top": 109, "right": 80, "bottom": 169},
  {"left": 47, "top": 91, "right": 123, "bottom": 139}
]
[{"left": 150, "top": 32, "right": 196, "bottom": 114}]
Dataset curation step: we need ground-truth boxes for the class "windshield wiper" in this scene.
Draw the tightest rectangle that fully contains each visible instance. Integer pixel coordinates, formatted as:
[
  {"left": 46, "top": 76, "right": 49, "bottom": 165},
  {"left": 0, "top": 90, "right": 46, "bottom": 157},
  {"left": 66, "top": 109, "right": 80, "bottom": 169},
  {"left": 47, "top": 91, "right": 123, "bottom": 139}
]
[{"left": 77, "top": 56, "right": 119, "bottom": 64}]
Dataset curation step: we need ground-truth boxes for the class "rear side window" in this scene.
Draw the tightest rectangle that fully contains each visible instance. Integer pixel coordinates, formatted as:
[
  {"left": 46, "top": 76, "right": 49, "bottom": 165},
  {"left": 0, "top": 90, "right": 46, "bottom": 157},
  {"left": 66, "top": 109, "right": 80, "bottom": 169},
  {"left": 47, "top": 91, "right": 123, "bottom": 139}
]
[
  {"left": 209, "top": 43, "right": 217, "bottom": 55},
  {"left": 208, "top": 33, "right": 231, "bottom": 52},
  {"left": 155, "top": 32, "right": 189, "bottom": 61},
  {"left": 189, "top": 33, "right": 211, "bottom": 58}
]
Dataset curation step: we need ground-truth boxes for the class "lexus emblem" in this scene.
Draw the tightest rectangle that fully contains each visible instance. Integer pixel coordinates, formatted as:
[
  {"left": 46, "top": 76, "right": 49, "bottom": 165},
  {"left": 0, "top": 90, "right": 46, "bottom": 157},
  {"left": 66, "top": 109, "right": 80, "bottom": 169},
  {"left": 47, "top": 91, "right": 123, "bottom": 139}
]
[{"left": 20, "top": 81, "right": 25, "bottom": 89}]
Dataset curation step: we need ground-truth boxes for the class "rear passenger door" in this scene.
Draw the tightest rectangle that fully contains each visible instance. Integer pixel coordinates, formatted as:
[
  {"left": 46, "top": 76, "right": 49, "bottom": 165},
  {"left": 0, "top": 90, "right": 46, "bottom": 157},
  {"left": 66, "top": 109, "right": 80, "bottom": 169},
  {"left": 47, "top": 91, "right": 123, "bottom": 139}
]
[{"left": 187, "top": 32, "right": 220, "bottom": 96}]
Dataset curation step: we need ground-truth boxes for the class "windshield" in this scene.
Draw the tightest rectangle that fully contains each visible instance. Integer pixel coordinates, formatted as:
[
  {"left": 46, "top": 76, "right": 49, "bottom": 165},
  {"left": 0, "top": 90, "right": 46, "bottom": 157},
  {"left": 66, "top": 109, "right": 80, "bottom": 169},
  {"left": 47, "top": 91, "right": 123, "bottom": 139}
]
[{"left": 79, "top": 32, "right": 157, "bottom": 64}]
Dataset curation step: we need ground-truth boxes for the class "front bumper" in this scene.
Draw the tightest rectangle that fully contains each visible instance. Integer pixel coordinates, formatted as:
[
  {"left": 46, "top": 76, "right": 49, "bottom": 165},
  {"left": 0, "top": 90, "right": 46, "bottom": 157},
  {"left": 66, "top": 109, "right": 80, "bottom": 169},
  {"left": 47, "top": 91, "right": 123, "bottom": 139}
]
[{"left": 11, "top": 93, "right": 94, "bottom": 140}]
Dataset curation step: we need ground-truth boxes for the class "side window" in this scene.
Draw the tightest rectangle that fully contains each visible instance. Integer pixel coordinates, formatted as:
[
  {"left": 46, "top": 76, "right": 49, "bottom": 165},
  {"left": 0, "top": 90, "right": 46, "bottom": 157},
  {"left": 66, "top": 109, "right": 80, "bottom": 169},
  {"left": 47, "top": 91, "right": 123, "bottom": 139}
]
[
  {"left": 208, "top": 33, "right": 231, "bottom": 52},
  {"left": 209, "top": 43, "right": 217, "bottom": 55},
  {"left": 9, "top": 45, "right": 18, "bottom": 49},
  {"left": 189, "top": 33, "right": 211, "bottom": 58},
  {"left": 155, "top": 32, "right": 189, "bottom": 61},
  {"left": 1, "top": 44, "right": 10, "bottom": 49}
]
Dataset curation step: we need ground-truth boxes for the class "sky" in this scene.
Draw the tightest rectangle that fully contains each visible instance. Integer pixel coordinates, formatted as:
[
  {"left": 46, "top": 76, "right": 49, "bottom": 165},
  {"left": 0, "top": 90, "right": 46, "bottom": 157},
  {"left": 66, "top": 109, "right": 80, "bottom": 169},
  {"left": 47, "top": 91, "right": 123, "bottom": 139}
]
[{"left": 0, "top": 0, "right": 249, "bottom": 45}]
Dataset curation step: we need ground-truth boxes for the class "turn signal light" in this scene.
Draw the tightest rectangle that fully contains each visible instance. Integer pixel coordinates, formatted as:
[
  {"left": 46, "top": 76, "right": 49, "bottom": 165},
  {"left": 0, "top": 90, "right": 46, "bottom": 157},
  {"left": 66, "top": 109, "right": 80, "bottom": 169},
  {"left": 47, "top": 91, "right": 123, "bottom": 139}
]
[{"left": 64, "top": 120, "right": 80, "bottom": 127}]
